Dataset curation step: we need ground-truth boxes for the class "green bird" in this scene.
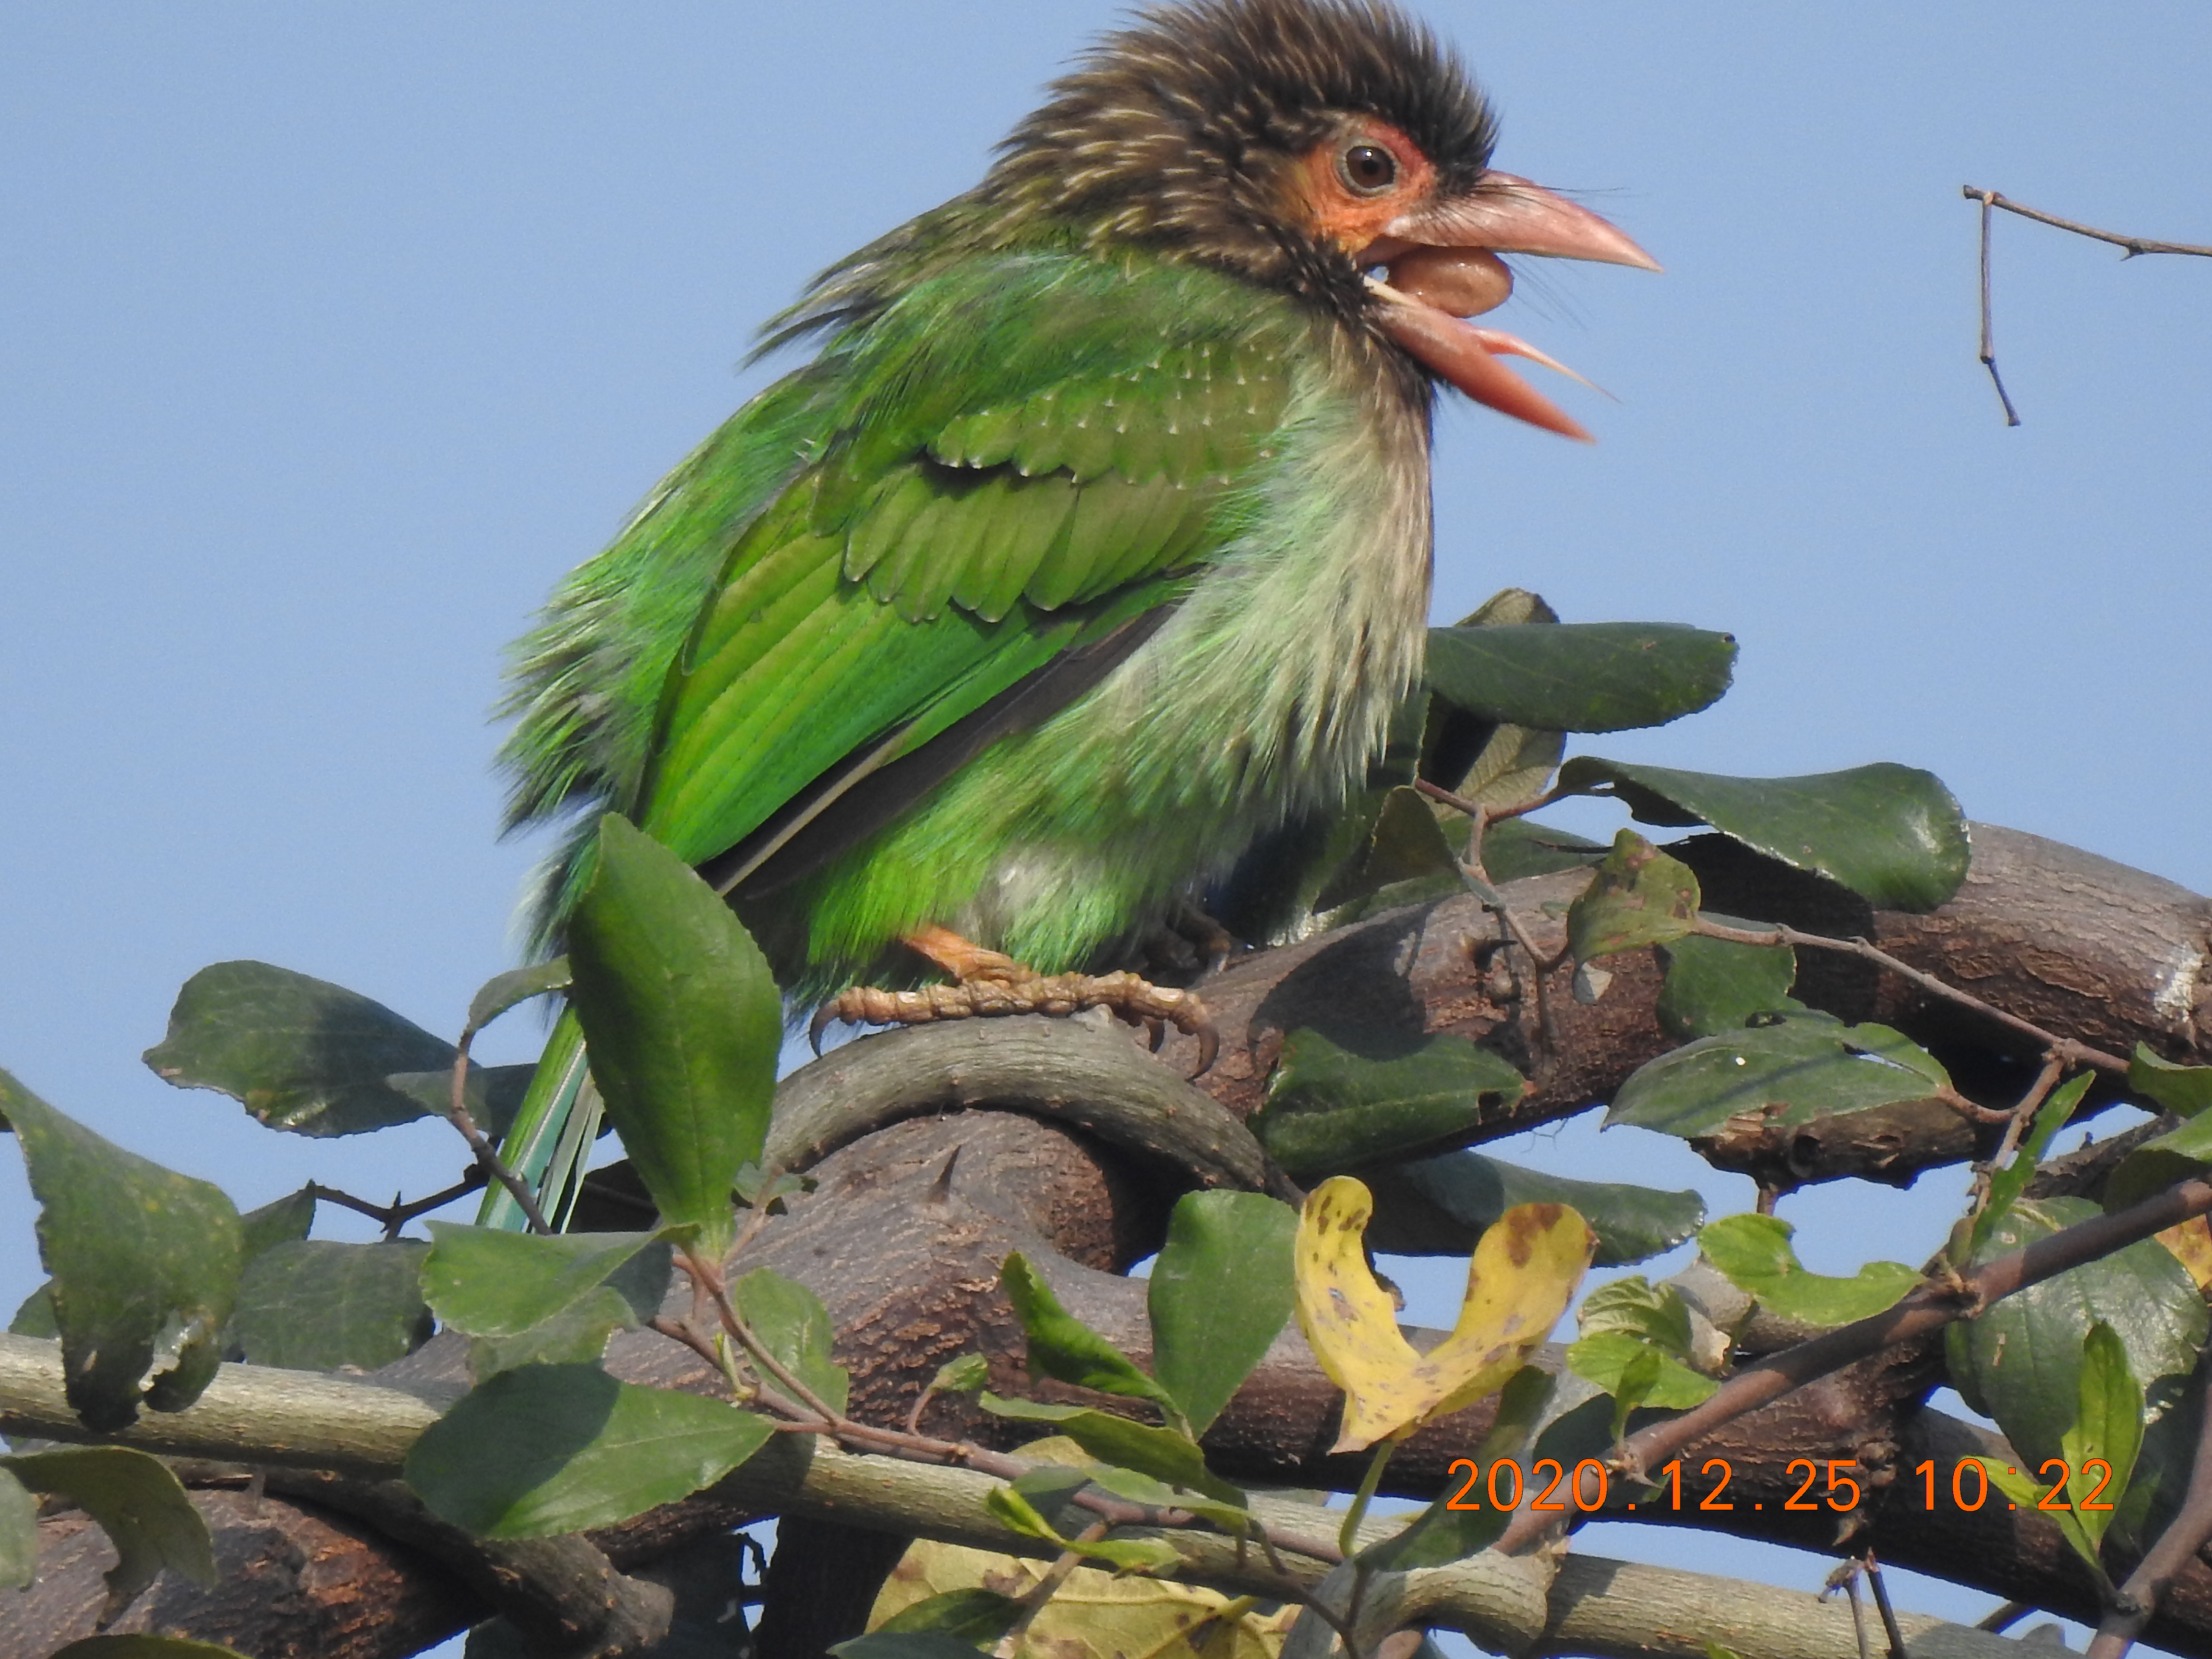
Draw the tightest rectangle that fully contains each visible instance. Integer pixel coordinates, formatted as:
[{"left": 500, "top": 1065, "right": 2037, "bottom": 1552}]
[{"left": 484, "top": 0, "right": 1654, "bottom": 1226}]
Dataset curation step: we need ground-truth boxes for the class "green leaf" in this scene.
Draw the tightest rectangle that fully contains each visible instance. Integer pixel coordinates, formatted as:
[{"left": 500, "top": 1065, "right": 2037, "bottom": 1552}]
[
  {"left": 421, "top": 1225, "right": 668, "bottom": 1339},
  {"left": 11, "top": 1283, "right": 58, "bottom": 1338},
  {"left": 1655, "top": 929, "right": 1801, "bottom": 1039},
  {"left": 1974, "top": 1073, "right": 2095, "bottom": 1252},
  {"left": 2063, "top": 1322, "right": 2144, "bottom": 1553},
  {"left": 384, "top": 1064, "right": 537, "bottom": 1141},
  {"left": 1699, "top": 1214, "right": 1917, "bottom": 1328},
  {"left": 930, "top": 1353, "right": 989, "bottom": 1395},
  {"left": 838, "top": 1632, "right": 1012, "bottom": 1659},
  {"left": 565, "top": 817, "right": 782, "bottom": 1253},
  {"left": 1313, "top": 786, "right": 1465, "bottom": 912},
  {"left": 141, "top": 960, "right": 455, "bottom": 1136},
  {"left": 406, "top": 1363, "right": 774, "bottom": 1538},
  {"left": 239, "top": 1187, "right": 317, "bottom": 1260},
  {"left": 1374, "top": 1151, "right": 1704, "bottom": 1269},
  {"left": 1609, "top": 1012, "right": 1952, "bottom": 1140},
  {"left": 735, "top": 1268, "right": 849, "bottom": 1418},
  {"left": 1566, "top": 1332, "right": 1718, "bottom": 1414},
  {"left": 228, "top": 1241, "right": 433, "bottom": 1371},
  {"left": 1554, "top": 758, "right": 1970, "bottom": 912},
  {"left": 467, "top": 959, "right": 573, "bottom": 1037},
  {"left": 1254, "top": 1027, "right": 1525, "bottom": 1181},
  {"left": 1480, "top": 818, "right": 1607, "bottom": 883},
  {"left": 53, "top": 1641, "right": 253, "bottom": 1659},
  {"left": 1971, "top": 1455, "right": 2105, "bottom": 1579},
  {"left": 0, "top": 1466, "right": 36, "bottom": 1591},
  {"left": 999, "top": 1254, "right": 1183, "bottom": 1425},
  {"left": 1146, "top": 1191, "right": 1296, "bottom": 1435},
  {"left": 875, "top": 1586, "right": 1026, "bottom": 1639},
  {"left": 1072, "top": 1461, "right": 1253, "bottom": 1534},
  {"left": 1948, "top": 1198, "right": 2206, "bottom": 1476},
  {"left": 1577, "top": 1277, "right": 1698, "bottom": 1358},
  {"left": 1564, "top": 831, "right": 1701, "bottom": 963},
  {"left": 1360, "top": 1365, "right": 1554, "bottom": 1570},
  {"left": 2128, "top": 1045, "right": 2212, "bottom": 1119},
  {"left": 468, "top": 1291, "right": 643, "bottom": 1375},
  {"left": 2, "top": 1446, "right": 217, "bottom": 1618},
  {"left": 976, "top": 1394, "right": 1240, "bottom": 1505},
  {"left": 1425, "top": 622, "right": 1737, "bottom": 733},
  {"left": 1, "top": 1072, "right": 241, "bottom": 1429}
]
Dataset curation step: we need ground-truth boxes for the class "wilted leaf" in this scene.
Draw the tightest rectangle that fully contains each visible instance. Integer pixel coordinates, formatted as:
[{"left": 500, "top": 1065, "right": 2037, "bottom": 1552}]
[
  {"left": 1, "top": 1073, "right": 240, "bottom": 1429},
  {"left": 1554, "top": 759, "right": 1969, "bottom": 913},
  {"left": 1374, "top": 1151, "right": 1704, "bottom": 1269},
  {"left": 1425, "top": 622, "right": 1736, "bottom": 733},
  {"left": 566, "top": 817, "right": 781, "bottom": 1253},
  {"left": 1565, "top": 832, "right": 1700, "bottom": 963},
  {"left": 1295, "top": 1178, "right": 1591, "bottom": 1452},
  {"left": 3, "top": 1446, "right": 217, "bottom": 1619},
  {"left": 1255, "top": 1027, "right": 1525, "bottom": 1180},
  {"left": 406, "top": 1363, "right": 773, "bottom": 1537},
  {"left": 999, "top": 1254, "right": 1182, "bottom": 1425},
  {"left": 1609, "top": 1012, "right": 1951, "bottom": 1140},
  {"left": 142, "top": 961, "right": 455, "bottom": 1136},
  {"left": 421, "top": 1226, "right": 667, "bottom": 1339},
  {"left": 228, "top": 1241, "right": 432, "bottom": 1371},
  {"left": 1655, "top": 930, "right": 1801, "bottom": 1040},
  {"left": 1360, "top": 1365, "right": 1553, "bottom": 1570},
  {"left": 1700, "top": 1214, "right": 1917, "bottom": 1328},
  {"left": 1147, "top": 1192, "right": 1297, "bottom": 1435}
]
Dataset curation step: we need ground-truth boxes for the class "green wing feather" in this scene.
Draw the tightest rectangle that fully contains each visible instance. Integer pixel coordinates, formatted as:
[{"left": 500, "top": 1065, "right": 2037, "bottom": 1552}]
[{"left": 540, "top": 251, "right": 1301, "bottom": 910}]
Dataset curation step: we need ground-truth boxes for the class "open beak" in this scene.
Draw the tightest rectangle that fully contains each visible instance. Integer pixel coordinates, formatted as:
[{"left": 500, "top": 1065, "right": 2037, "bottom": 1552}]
[{"left": 1361, "top": 172, "right": 1658, "bottom": 442}]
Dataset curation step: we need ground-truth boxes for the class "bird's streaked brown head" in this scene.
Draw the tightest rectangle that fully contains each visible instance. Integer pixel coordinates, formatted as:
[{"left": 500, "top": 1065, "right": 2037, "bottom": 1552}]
[{"left": 984, "top": 0, "right": 1658, "bottom": 438}]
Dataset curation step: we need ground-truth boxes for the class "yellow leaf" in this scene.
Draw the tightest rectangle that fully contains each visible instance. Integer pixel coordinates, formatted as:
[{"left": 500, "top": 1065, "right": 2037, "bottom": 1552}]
[
  {"left": 1295, "top": 1177, "right": 1593, "bottom": 1453},
  {"left": 871, "top": 1537, "right": 1297, "bottom": 1659},
  {"left": 2158, "top": 1215, "right": 2212, "bottom": 1292}
]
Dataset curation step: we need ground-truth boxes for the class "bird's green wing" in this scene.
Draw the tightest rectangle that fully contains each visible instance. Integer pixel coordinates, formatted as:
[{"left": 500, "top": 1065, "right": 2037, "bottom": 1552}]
[{"left": 632, "top": 250, "right": 1307, "bottom": 888}]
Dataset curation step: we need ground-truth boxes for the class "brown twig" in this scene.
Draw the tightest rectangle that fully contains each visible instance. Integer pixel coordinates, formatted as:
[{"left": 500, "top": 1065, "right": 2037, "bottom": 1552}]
[
  {"left": 1978, "top": 1602, "right": 2035, "bottom": 1634},
  {"left": 2086, "top": 1353, "right": 2212, "bottom": 1659},
  {"left": 305, "top": 1170, "right": 484, "bottom": 1239},
  {"left": 1864, "top": 1553, "right": 1909, "bottom": 1659},
  {"left": 445, "top": 1030, "right": 555, "bottom": 1236},
  {"left": 1964, "top": 186, "right": 2212, "bottom": 261},
  {"left": 1692, "top": 917, "right": 2131, "bottom": 1074},
  {"left": 1971, "top": 190, "right": 2023, "bottom": 427},
  {"left": 1499, "top": 1172, "right": 2212, "bottom": 1551},
  {"left": 1962, "top": 186, "right": 2212, "bottom": 428},
  {"left": 1964, "top": 1053, "right": 2069, "bottom": 1224}
]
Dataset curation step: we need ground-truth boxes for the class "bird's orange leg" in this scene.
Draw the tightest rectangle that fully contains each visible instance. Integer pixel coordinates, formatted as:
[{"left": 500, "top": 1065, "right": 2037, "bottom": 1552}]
[{"left": 810, "top": 923, "right": 1218, "bottom": 1072}]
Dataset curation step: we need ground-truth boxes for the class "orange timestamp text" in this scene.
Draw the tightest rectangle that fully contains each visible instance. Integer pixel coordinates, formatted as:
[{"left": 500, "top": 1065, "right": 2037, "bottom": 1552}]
[{"left": 1439, "top": 1457, "right": 2119, "bottom": 1513}]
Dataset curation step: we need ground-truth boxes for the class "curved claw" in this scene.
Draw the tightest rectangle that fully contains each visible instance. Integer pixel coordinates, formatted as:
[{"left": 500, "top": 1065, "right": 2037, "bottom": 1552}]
[
  {"left": 1189, "top": 1015, "right": 1220, "bottom": 1079},
  {"left": 807, "top": 1002, "right": 838, "bottom": 1057}
]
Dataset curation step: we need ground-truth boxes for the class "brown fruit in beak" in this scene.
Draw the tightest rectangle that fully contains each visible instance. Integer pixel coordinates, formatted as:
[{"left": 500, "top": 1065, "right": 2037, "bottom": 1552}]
[{"left": 1384, "top": 246, "right": 1513, "bottom": 319}]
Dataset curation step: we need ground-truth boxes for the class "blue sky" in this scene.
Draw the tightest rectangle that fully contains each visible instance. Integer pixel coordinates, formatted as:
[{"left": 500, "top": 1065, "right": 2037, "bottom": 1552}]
[{"left": 4, "top": 2, "right": 2208, "bottom": 1644}]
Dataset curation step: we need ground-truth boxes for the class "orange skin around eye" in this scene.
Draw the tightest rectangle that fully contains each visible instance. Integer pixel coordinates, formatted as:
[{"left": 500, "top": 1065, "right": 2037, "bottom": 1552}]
[{"left": 1291, "top": 117, "right": 1436, "bottom": 257}]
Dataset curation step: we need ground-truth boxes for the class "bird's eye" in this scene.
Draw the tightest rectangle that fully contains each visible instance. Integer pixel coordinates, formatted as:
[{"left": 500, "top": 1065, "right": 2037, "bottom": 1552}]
[{"left": 1336, "top": 142, "right": 1398, "bottom": 196}]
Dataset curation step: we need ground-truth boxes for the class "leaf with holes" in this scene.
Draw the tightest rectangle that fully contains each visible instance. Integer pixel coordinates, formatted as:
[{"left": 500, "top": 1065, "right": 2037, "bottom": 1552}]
[
  {"left": 1609, "top": 1012, "right": 1951, "bottom": 1140},
  {"left": 1, "top": 1073, "right": 240, "bottom": 1429},
  {"left": 1565, "top": 831, "right": 1701, "bottom": 963},
  {"left": 1699, "top": 1214, "right": 1917, "bottom": 1328}
]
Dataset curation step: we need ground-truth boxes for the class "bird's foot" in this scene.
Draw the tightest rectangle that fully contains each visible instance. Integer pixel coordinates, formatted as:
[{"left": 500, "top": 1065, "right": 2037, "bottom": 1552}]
[{"left": 810, "top": 926, "right": 1218, "bottom": 1073}]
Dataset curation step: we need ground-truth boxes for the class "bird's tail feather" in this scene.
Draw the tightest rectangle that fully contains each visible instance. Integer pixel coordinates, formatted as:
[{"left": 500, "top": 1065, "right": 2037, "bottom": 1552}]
[{"left": 478, "top": 1008, "right": 601, "bottom": 1230}]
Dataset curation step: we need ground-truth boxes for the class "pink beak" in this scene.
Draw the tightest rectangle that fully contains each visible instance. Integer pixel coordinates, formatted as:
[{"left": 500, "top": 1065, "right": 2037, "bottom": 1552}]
[{"left": 1362, "top": 172, "right": 1659, "bottom": 442}]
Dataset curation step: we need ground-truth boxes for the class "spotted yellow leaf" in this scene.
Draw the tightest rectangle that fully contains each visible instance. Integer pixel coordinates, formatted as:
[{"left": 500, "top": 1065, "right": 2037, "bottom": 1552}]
[{"left": 1295, "top": 1176, "right": 1593, "bottom": 1453}]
